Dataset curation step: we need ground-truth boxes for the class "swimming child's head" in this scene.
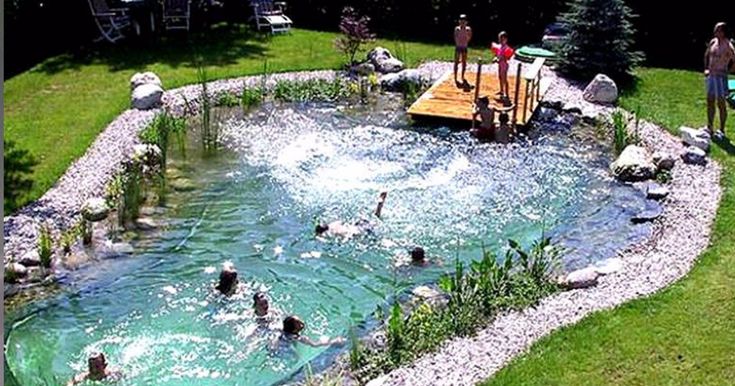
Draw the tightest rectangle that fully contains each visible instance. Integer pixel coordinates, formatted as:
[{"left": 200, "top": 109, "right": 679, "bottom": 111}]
[
  {"left": 410, "top": 247, "right": 426, "bottom": 263},
  {"left": 477, "top": 96, "right": 490, "bottom": 106},
  {"left": 87, "top": 352, "right": 108, "bottom": 378},
  {"left": 315, "top": 223, "right": 329, "bottom": 235},
  {"left": 283, "top": 315, "right": 305, "bottom": 335},
  {"left": 216, "top": 264, "right": 238, "bottom": 296},
  {"left": 714, "top": 22, "right": 727, "bottom": 38},
  {"left": 498, "top": 31, "right": 508, "bottom": 44},
  {"left": 499, "top": 112, "right": 510, "bottom": 124},
  {"left": 253, "top": 291, "right": 270, "bottom": 316}
]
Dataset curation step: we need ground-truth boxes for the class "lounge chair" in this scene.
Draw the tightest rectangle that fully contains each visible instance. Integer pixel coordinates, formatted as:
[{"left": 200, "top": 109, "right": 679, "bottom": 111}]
[
  {"left": 250, "top": 0, "right": 292, "bottom": 34},
  {"left": 87, "top": 0, "right": 138, "bottom": 43},
  {"left": 162, "top": 0, "right": 191, "bottom": 31}
]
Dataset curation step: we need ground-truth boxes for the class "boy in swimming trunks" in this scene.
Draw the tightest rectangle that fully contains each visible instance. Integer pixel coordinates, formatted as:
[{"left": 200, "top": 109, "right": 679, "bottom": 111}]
[
  {"left": 704, "top": 22, "right": 735, "bottom": 138},
  {"left": 454, "top": 15, "right": 472, "bottom": 85}
]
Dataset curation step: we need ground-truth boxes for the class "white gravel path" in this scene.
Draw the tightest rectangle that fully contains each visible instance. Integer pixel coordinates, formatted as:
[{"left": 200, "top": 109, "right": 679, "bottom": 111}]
[{"left": 371, "top": 62, "right": 722, "bottom": 386}]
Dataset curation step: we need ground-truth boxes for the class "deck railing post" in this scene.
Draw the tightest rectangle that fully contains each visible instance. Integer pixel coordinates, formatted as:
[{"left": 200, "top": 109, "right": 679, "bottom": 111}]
[
  {"left": 512, "top": 63, "right": 521, "bottom": 127},
  {"left": 474, "top": 58, "right": 483, "bottom": 103}
]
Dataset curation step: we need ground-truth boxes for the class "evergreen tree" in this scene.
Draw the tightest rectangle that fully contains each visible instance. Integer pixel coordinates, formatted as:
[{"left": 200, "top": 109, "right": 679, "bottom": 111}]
[{"left": 557, "top": 0, "right": 643, "bottom": 81}]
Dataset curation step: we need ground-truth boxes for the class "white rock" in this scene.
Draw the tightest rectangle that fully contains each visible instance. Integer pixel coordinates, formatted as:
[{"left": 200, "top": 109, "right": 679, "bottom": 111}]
[
  {"left": 561, "top": 267, "right": 600, "bottom": 289},
  {"left": 652, "top": 151, "right": 676, "bottom": 171},
  {"left": 366, "top": 374, "right": 389, "bottom": 386},
  {"left": 81, "top": 197, "right": 109, "bottom": 222},
  {"left": 19, "top": 251, "right": 41, "bottom": 266},
  {"left": 351, "top": 62, "right": 376, "bottom": 76},
  {"left": 646, "top": 184, "right": 670, "bottom": 200},
  {"left": 380, "top": 69, "right": 425, "bottom": 92},
  {"left": 367, "top": 47, "right": 405, "bottom": 74},
  {"left": 130, "top": 72, "right": 162, "bottom": 91},
  {"left": 5, "top": 263, "right": 28, "bottom": 278},
  {"left": 610, "top": 145, "right": 656, "bottom": 182},
  {"left": 135, "top": 217, "right": 158, "bottom": 231},
  {"left": 679, "top": 126, "right": 710, "bottom": 152},
  {"left": 412, "top": 285, "right": 442, "bottom": 299},
  {"left": 111, "top": 242, "right": 134, "bottom": 255},
  {"left": 582, "top": 74, "right": 618, "bottom": 104},
  {"left": 594, "top": 258, "right": 623, "bottom": 275},
  {"left": 681, "top": 146, "right": 707, "bottom": 165},
  {"left": 132, "top": 83, "right": 164, "bottom": 110}
]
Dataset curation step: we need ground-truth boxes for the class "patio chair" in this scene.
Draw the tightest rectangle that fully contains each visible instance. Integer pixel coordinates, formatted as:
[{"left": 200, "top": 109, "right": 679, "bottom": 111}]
[
  {"left": 250, "top": 0, "right": 292, "bottom": 34},
  {"left": 162, "top": 0, "right": 192, "bottom": 31},
  {"left": 87, "top": 0, "right": 138, "bottom": 43}
]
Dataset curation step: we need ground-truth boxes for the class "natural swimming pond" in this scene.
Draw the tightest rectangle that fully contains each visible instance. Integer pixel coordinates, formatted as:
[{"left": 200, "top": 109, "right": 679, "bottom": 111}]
[{"left": 5, "top": 97, "right": 656, "bottom": 385}]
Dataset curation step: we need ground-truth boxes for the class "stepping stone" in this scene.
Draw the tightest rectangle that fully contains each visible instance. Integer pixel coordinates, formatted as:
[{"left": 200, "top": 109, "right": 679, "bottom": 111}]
[{"left": 646, "top": 183, "right": 670, "bottom": 200}]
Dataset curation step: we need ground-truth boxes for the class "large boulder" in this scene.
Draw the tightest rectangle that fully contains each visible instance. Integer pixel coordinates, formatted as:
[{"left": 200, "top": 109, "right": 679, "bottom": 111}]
[
  {"left": 679, "top": 126, "right": 710, "bottom": 152},
  {"left": 560, "top": 267, "right": 600, "bottom": 289},
  {"left": 131, "top": 83, "right": 164, "bottom": 110},
  {"left": 19, "top": 251, "right": 41, "bottom": 267},
  {"left": 81, "top": 197, "right": 109, "bottom": 222},
  {"left": 652, "top": 151, "right": 676, "bottom": 171},
  {"left": 583, "top": 74, "right": 618, "bottom": 104},
  {"left": 379, "top": 69, "right": 425, "bottom": 92},
  {"left": 682, "top": 146, "right": 707, "bottom": 165},
  {"left": 130, "top": 72, "right": 162, "bottom": 91},
  {"left": 351, "top": 62, "right": 376, "bottom": 76},
  {"left": 610, "top": 145, "right": 656, "bottom": 182},
  {"left": 367, "top": 47, "right": 405, "bottom": 74}
]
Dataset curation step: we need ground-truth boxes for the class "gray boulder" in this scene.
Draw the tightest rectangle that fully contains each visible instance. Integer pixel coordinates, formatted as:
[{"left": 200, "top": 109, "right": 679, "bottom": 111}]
[
  {"left": 652, "top": 151, "right": 676, "bottom": 171},
  {"left": 560, "top": 267, "right": 600, "bottom": 289},
  {"left": 130, "top": 72, "right": 162, "bottom": 91},
  {"left": 594, "top": 258, "right": 623, "bottom": 276},
  {"left": 682, "top": 146, "right": 707, "bottom": 165},
  {"left": 5, "top": 263, "right": 28, "bottom": 279},
  {"left": 135, "top": 217, "right": 158, "bottom": 231},
  {"left": 367, "top": 47, "right": 405, "bottom": 74},
  {"left": 610, "top": 145, "right": 656, "bottom": 182},
  {"left": 679, "top": 126, "right": 710, "bottom": 152},
  {"left": 582, "top": 74, "right": 618, "bottom": 104},
  {"left": 81, "top": 197, "right": 109, "bottom": 222},
  {"left": 351, "top": 62, "right": 376, "bottom": 76},
  {"left": 379, "top": 69, "right": 425, "bottom": 92},
  {"left": 132, "top": 83, "right": 164, "bottom": 110}
]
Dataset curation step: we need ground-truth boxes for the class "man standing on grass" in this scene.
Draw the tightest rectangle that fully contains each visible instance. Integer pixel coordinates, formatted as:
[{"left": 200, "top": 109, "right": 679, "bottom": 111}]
[{"left": 704, "top": 22, "right": 735, "bottom": 139}]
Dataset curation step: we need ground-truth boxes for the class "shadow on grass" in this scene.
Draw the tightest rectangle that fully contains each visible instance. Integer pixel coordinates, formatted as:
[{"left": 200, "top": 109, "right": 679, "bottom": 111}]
[
  {"left": 4, "top": 140, "right": 37, "bottom": 215},
  {"left": 32, "top": 23, "right": 269, "bottom": 75},
  {"left": 713, "top": 135, "right": 735, "bottom": 156}
]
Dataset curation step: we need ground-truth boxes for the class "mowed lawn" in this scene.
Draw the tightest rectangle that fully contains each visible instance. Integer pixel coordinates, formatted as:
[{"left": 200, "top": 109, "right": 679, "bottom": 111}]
[
  {"left": 482, "top": 68, "right": 735, "bottom": 385},
  {"left": 4, "top": 26, "right": 486, "bottom": 212}
]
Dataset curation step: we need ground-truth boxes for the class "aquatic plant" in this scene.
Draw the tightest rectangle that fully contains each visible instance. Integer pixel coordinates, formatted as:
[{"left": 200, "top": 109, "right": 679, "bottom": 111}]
[
  {"left": 241, "top": 86, "right": 263, "bottom": 109},
  {"left": 350, "top": 236, "right": 562, "bottom": 383},
  {"left": 612, "top": 109, "right": 640, "bottom": 155},
  {"left": 38, "top": 223, "right": 54, "bottom": 268},
  {"left": 59, "top": 227, "right": 77, "bottom": 254},
  {"left": 139, "top": 110, "right": 187, "bottom": 170},
  {"left": 215, "top": 92, "right": 239, "bottom": 108},
  {"left": 273, "top": 78, "right": 356, "bottom": 103},
  {"left": 197, "top": 66, "right": 219, "bottom": 152}
]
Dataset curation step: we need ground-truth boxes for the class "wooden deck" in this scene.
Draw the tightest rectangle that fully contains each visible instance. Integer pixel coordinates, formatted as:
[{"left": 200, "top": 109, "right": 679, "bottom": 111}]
[{"left": 408, "top": 69, "right": 551, "bottom": 125}]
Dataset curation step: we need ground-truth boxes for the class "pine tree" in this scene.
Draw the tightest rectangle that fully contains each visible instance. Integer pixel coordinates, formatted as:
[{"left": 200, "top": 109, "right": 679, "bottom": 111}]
[{"left": 557, "top": 0, "right": 643, "bottom": 81}]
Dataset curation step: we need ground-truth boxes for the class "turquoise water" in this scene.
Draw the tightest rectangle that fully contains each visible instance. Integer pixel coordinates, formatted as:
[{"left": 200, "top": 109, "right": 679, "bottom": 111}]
[{"left": 5, "top": 100, "right": 653, "bottom": 385}]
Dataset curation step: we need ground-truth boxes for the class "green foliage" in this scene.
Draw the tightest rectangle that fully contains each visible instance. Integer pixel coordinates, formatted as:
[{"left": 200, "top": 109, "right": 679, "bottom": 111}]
[
  {"left": 139, "top": 111, "right": 187, "bottom": 170},
  {"left": 59, "top": 227, "right": 77, "bottom": 254},
  {"left": 5, "top": 263, "right": 20, "bottom": 283},
  {"left": 241, "top": 86, "right": 264, "bottom": 109},
  {"left": 351, "top": 237, "right": 562, "bottom": 383},
  {"left": 4, "top": 139, "right": 37, "bottom": 214},
  {"left": 655, "top": 169, "right": 672, "bottom": 185},
  {"left": 215, "top": 92, "right": 239, "bottom": 108},
  {"left": 611, "top": 109, "right": 640, "bottom": 155},
  {"left": 334, "top": 7, "right": 376, "bottom": 65},
  {"left": 197, "top": 66, "right": 219, "bottom": 152},
  {"left": 557, "top": 0, "right": 643, "bottom": 81},
  {"left": 273, "top": 78, "right": 356, "bottom": 102},
  {"left": 38, "top": 223, "right": 53, "bottom": 268},
  {"left": 79, "top": 220, "right": 93, "bottom": 245}
]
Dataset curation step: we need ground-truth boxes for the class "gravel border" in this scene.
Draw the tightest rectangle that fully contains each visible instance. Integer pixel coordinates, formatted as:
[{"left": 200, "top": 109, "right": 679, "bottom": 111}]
[
  {"left": 371, "top": 62, "right": 722, "bottom": 386},
  {"left": 2, "top": 70, "right": 340, "bottom": 270}
]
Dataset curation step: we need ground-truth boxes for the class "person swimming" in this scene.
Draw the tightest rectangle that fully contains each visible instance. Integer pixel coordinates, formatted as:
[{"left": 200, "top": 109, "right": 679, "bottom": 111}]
[
  {"left": 410, "top": 246, "right": 428, "bottom": 266},
  {"left": 67, "top": 352, "right": 122, "bottom": 386},
  {"left": 253, "top": 291, "right": 282, "bottom": 327},
  {"left": 279, "top": 315, "right": 345, "bottom": 347},
  {"left": 215, "top": 263, "right": 239, "bottom": 296},
  {"left": 315, "top": 192, "right": 387, "bottom": 239}
]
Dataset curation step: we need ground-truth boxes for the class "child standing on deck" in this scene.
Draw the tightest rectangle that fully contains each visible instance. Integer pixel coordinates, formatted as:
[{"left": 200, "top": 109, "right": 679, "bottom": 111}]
[
  {"left": 491, "top": 31, "right": 514, "bottom": 99},
  {"left": 454, "top": 15, "right": 472, "bottom": 86}
]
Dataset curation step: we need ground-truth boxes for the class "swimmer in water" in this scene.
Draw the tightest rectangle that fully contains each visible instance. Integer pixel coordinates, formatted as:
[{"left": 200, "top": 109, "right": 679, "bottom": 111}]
[
  {"left": 315, "top": 192, "right": 387, "bottom": 239},
  {"left": 253, "top": 291, "right": 281, "bottom": 326},
  {"left": 67, "top": 352, "right": 122, "bottom": 386},
  {"left": 279, "top": 315, "right": 345, "bottom": 347},
  {"left": 215, "top": 263, "right": 239, "bottom": 296},
  {"left": 410, "top": 246, "right": 428, "bottom": 266}
]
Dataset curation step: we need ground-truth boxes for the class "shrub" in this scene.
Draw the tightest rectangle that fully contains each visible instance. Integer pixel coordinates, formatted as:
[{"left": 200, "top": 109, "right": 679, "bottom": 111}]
[
  {"left": 38, "top": 223, "right": 54, "bottom": 268},
  {"left": 334, "top": 7, "right": 376, "bottom": 65},
  {"left": 241, "top": 86, "right": 263, "bottom": 109},
  {"left": 215, "top": 92, "right": 239, "bottom": 108},
  {"left": 557, "top": 0, "right": 643, "bottom": 81}
]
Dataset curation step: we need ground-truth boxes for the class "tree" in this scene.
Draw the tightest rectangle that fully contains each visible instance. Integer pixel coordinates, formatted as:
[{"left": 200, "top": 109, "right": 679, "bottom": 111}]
[
  {"left": 334, "top": 7, "right": 376, "bottom": 65},
  {"left": 557, "top": 0, "right": 643, "bottom": 81}
]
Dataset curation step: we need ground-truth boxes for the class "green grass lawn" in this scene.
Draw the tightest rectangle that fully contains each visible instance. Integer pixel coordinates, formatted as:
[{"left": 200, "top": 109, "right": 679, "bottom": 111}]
[
  {"left": 3, "top": 25, "right": 487, "bottom": 213},
  {"left": 482, "top": 68, "right": 735, "bottom": 385}
]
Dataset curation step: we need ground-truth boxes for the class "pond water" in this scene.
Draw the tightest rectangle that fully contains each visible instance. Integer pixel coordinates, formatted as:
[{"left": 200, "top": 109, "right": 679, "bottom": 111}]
[{"left": 5, "top": 98, "right": 654, "bottom": 385}]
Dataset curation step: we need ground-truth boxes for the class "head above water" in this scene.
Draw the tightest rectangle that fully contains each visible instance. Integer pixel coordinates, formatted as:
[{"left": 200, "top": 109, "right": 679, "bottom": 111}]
[
  {"left": 410, "top": 247, "right": 426, "bottom": 263},
  {"left": 283, "top": 315, "right": 305, "bottom": 335},
  {"left": 499, "top": 112, "right": 510, "bottom": 124},
  {"left": 87, "top": 352, "right": 107, "bottom": 379},
  {"left": 477, "top": 96, "right": 490, "bottom": 106},
  {"left": 498, "top": 31, "right": 508, "bottom": 43},
  {"left": 714, "top": 22, "right": 728, "bottom": 39},
  {"left": 315, "top": 223, "right": 329, "bottom": 235},
  {"left": 216, "top": 264, "right": 238, "bottom": 296},
  {"left": 253, "top": 291, "right": 270, "bottom": 316}
]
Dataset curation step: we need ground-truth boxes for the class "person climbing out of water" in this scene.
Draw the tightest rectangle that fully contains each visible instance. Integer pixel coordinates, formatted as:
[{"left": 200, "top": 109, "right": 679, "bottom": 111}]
[
  {"left": 215, "top": 263, "right": 239, "bottom": 296},
  {"left": 279, "top": 315, "right": 345, "bottom": 347},
  {"left": 315, "top": 191, "right": 388, "bottom": 239},
  {"left": 67, "top": 352, "right": 122, "bottom": 386},
  {"left": 495, "top": 111, "right": 513, "bottom": 144},
  {"left": 471, "top": 95, "right": 495, "bottom": 141}
]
